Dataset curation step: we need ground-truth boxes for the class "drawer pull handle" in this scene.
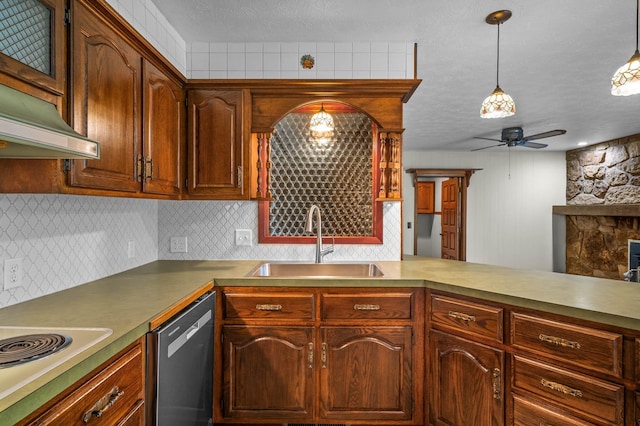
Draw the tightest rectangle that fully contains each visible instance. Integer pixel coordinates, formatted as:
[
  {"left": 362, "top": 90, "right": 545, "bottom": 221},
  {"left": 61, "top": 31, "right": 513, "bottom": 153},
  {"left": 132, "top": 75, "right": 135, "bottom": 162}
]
[
  {"left": 354, "top": 304, "right": 381, "bottom": 311},
  {"left": 540, "top": 378, "right": 583, "bottom": 398},
  {"left": 308, "top": 342, "right": 313, "bottom": 369},
  {"left": 256, "top": 304, "right": 282, "bottom": 311},
  {"left": 492, "top": 368, "right": 501, "bottom": 400},
  {"left": 448, "top": 311, "right": 476, "bottom": 322},
  {"left": 538, "top": 334, "right": 581, "bottom": 349},
  {"left": 82, "top": 386, "right": 124, "bottom": 423}
]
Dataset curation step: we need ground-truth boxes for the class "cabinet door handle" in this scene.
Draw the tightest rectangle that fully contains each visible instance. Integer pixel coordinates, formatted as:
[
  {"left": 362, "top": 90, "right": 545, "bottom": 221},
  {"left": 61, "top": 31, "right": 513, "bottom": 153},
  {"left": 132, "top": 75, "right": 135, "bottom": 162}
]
[
  {"left": 540, "top": 378, "right": 583, "bottom": 398},
  {"left": 321, "top": 343, "right": 327, "bottom": 368},
  {"left": 492, "top": 368, "right": 501, "bottom": 400},
  {"left": 538, "top": 334, "right": 581, "bottom": 349},
  {"left": 255, "top": 304, "right": 282, "bottom": 311},
  {"left": 448, "top": 311, "right": 476, "bottom": 322},
  {"left": 145, "top": 157, "right": 153, "bottom": 181},
  {"left": 82, "top": 386, "right": 124, "bottom": 423},
  {"left": 237, "top": 166, "right": 243, "bottom": 188},
  {"left": 308, "top": 342, "right": 313, "bottom": 369},
  {"left": 353, "top": 304, "right": 380, "bottom": 311},
  {"left": 136, "top": 154, "right": 144, "bottom": 182}
]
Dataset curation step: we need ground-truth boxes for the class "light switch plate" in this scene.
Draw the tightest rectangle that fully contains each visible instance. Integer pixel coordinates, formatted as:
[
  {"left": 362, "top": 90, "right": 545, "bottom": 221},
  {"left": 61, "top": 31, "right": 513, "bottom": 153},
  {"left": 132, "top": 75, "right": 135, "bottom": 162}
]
[{"left": 235, "top": 229, "right": 252, "bottom": 246}]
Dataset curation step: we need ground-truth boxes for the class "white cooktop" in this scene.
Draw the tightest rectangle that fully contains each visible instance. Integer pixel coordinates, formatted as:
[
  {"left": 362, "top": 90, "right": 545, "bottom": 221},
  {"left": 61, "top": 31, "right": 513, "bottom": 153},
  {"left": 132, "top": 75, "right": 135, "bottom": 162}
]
[{"left": 0, "top": 326, "right": 112, "bottom": 400}]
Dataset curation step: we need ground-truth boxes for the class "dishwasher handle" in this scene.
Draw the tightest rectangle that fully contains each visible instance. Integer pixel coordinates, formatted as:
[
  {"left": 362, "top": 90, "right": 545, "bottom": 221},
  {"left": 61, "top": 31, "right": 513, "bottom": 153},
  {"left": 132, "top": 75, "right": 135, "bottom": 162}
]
[{"left": 166, "top": 309, "right": 212, "bottom": 359}]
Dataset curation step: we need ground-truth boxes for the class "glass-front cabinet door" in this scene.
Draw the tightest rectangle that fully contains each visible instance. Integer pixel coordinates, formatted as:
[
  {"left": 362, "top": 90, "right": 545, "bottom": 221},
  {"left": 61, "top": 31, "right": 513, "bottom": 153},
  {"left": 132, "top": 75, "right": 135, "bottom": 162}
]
[{"left": 0, "top": 0, "right": 66, "bottom": 96}]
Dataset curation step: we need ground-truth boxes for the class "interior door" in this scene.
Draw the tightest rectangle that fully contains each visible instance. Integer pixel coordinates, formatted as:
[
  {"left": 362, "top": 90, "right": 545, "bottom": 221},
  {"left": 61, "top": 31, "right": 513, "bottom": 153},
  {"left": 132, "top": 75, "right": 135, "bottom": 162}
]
[{"left": 441, "top": 178, "right": 460, "bottom": 260}]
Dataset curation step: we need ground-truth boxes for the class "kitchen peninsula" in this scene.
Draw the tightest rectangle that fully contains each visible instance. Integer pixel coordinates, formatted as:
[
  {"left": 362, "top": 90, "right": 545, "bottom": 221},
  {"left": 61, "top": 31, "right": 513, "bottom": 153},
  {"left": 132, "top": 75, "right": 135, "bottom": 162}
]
[{"left": 1, "top": 258, "right": 640, "bottom": 425}]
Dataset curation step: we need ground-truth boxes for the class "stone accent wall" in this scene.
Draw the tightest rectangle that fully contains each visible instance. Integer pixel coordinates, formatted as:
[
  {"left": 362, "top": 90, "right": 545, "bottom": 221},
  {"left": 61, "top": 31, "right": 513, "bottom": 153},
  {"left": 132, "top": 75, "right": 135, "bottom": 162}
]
[
  {"left": 566, "top": 134, "right": 640, "bottom": 205},
  {"left": 565, "top": 133, "right": 640, "bottom": 280},
  {"left": 566, "top": 215, "right": 640, "bottom": 279}
]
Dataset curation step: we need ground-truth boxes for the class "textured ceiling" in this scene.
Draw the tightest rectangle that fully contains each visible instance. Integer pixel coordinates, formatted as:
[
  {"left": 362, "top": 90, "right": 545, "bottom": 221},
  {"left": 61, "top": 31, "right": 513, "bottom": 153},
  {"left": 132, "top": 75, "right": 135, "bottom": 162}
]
[{"left": 151, "top": 0, "right": 640, "bottom": 152}]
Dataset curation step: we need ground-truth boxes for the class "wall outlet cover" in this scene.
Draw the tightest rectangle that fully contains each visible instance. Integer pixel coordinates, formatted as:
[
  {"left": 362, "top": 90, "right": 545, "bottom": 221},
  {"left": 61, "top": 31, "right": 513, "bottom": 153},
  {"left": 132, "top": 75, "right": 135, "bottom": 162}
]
[
  {"left": 4, "top": 258, "right": 23, "bottom": 290},
  {"left": 170, "top": 237, "right": 188, "bottom": 253}
]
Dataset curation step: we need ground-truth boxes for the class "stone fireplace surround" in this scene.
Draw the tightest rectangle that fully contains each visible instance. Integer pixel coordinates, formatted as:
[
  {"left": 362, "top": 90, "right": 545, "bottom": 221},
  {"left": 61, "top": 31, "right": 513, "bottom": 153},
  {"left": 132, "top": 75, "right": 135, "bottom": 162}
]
[{"left": 554, "top": 133, "right": 640, "bottom": 279}]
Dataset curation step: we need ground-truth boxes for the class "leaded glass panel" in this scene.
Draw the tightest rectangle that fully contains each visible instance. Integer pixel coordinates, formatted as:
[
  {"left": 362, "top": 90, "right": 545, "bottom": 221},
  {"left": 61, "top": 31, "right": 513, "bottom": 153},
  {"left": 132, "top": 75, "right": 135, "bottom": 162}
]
[
  {"left": 269, "top": 112, "right": 373, "bottom": 237},
  {"left": 0, "top": 0, "right": 52, "bottom": 76}
]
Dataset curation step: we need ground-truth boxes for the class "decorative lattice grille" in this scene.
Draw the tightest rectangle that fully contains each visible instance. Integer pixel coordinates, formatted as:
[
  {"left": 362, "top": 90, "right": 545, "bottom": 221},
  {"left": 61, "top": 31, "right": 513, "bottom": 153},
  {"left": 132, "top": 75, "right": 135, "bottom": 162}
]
[
  {"left": 0, "top": 0, "right": 52, "bottom": 76},
  {"left": 269, "top": 112, "right": 373, "bottom": 237}
]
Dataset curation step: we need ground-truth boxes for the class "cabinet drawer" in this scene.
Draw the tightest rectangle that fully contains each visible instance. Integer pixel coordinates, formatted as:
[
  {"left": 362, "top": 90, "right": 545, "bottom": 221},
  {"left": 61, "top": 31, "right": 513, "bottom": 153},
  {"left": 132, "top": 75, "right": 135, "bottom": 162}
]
[
  {"left": 224, "top": 292, "right": 314, "bottom": 320},
  {"left": 511, "top": 312, "right": 623, "bottom": 377},
  {"left": 31, "top": 342, "right": 144, "bottom": 425},
  {"left": 513, "top": 356, "right": 624, "bottom": 425},
  {"left": 513, "top": 394, "right": 596, "bottom": 426},
  {"left": 321, "top": 292, "right": 413, "bottom": 320},
  {"left": 429, "top": 294, "right": 503, "bottom": 342}
]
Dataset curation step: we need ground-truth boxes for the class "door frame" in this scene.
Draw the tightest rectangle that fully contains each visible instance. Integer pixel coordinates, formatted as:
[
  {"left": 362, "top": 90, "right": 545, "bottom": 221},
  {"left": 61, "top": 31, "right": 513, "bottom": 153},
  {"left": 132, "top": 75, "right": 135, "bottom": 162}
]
[{"left": 406, "top": 168, "right": 480, "bottom": 261}]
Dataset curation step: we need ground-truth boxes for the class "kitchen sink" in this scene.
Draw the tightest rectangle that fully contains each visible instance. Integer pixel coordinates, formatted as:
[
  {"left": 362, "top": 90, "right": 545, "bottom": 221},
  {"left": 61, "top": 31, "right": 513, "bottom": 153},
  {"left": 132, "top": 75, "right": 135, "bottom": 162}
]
[{"left": 247, "top": 262, "right": 384, "bottom": 278}]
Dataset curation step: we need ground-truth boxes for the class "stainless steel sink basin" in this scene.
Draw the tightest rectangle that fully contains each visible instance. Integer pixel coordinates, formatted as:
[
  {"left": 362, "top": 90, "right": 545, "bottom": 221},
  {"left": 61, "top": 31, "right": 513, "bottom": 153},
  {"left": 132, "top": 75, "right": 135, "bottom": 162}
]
[{"left": 247, "top": 262, "right": 384, "bottom": 278}]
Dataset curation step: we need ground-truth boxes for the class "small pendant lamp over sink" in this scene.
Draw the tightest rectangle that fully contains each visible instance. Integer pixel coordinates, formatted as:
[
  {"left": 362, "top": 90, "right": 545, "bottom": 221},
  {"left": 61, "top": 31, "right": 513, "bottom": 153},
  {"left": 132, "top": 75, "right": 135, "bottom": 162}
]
[
  {"left": 611, "top": 0, "right": 640, "bottom": 96},
  {"left": 480, "top": 10, "right": 516, "bottom": 119},
  {"left": 310, "top": 103, "right": 335, "bottom": 139}
]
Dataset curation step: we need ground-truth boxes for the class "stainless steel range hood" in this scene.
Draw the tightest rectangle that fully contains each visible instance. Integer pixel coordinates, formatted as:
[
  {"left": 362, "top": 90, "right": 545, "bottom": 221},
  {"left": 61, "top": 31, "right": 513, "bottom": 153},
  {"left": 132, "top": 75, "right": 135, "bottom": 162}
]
[{"left": 0, "top": 84, "right": 100, "bottom": 159}]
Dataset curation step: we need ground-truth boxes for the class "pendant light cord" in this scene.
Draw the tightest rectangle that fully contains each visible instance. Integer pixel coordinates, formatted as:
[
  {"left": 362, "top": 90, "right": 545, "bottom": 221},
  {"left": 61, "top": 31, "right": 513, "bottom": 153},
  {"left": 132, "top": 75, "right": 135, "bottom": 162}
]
[
  {"left": 636, "top": 0, "right": 639, "bottom": 52},
  {"left": 496, "top": 22, "right": 501, "bottom": 87}
]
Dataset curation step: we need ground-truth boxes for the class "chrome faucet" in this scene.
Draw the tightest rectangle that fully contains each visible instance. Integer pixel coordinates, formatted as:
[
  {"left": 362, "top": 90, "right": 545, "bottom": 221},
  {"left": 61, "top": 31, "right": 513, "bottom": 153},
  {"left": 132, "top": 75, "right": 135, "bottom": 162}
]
[{"left": 305, "top": 204, "right": 334, "bottom": 263}]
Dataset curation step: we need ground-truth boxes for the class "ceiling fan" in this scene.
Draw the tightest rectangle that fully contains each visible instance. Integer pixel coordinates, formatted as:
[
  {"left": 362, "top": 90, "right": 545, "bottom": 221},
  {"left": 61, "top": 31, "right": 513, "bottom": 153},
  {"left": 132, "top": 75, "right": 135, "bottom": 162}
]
[{"left": 472, "top": 127, "right": 566, "bottom": 151}]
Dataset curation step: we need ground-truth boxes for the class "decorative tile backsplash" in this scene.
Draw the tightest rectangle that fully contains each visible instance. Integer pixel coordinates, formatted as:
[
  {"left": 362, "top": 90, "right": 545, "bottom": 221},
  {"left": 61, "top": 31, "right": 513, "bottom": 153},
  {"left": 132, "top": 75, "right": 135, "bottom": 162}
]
[
  {"left": 0, "top": 195, "right": 158, "bottom": 307},
  {"left": 158, "top": 200, "right": 401, "bottom": 262},
  {"left": 0, "top": 195, "right": 400, "bottom": 308}
]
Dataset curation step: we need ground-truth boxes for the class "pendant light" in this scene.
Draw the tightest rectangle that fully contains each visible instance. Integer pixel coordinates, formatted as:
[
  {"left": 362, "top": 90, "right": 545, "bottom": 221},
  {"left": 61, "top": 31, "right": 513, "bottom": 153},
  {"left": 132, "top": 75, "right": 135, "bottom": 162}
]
[
  {"left": 309, "top": 103, "right": 335, "bottom": 139},
  {"left": 611, "top": 0, "right": 640, "bottom": 96},
  {"left": 480, "top": 10, "right": 516, "bottom": 118}
]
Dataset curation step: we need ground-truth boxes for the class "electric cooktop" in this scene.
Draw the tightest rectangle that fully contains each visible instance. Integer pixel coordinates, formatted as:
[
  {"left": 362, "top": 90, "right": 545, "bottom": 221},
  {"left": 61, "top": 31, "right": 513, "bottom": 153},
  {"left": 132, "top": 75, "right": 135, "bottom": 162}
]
[{"left": 0, "top": 326, "right": 112, "bottom": 400}]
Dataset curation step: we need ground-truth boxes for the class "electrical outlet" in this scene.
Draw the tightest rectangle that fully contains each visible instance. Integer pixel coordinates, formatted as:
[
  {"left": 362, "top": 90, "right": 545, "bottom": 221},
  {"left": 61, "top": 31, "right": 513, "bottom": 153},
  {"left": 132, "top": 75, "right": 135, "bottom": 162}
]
[
  {"left": 170, "top": 237, "right": 188, "bottom": 253},
  {"left": 4, "top": 258, "right": 23, "bottom": 290},
  {"left": 127, "top": 241, "right": 135, "bottom": 258},
  {"left": 235, "top": 229, "right": 252, "bottom": 246}
]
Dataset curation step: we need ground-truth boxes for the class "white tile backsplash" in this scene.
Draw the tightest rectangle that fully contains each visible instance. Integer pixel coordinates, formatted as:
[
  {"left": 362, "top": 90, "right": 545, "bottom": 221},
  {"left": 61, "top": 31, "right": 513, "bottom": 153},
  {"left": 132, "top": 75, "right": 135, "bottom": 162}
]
[
  {"left": 0, "top": 196, "right": 401, "bottom": 308},
  {"left": 157, "top": 200, "right": 401, "bottom": 262},
  {"left": 0, "top": 195, "right": 158, "bottom": 308}
]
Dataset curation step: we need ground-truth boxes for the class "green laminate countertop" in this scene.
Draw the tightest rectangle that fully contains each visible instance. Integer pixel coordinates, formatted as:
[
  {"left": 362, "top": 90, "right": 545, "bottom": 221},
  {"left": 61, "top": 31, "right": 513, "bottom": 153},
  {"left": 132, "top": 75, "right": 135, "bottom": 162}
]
[{"left": 2, "top": 257, "right": 640, "bottom": 424}]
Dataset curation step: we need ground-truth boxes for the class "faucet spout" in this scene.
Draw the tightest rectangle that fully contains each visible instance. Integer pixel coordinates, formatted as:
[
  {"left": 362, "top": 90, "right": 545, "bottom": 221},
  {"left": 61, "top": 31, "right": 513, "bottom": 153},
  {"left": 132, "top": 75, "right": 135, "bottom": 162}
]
[{"left": 305, "top": 205, "right": 334, "bottom": 263}]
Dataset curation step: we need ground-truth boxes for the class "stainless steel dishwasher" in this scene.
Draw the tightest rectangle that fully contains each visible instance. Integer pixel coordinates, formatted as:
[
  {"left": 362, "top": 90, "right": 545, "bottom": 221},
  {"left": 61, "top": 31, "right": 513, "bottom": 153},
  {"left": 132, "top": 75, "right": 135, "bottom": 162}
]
[{"left": 147, "top": 291, "right": 215, "bottom": 426}]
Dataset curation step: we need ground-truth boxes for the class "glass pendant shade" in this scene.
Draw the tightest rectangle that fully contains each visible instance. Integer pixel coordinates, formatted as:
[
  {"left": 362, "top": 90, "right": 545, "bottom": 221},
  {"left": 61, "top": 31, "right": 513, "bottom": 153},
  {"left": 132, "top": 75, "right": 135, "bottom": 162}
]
[
  {"left": 310, "top": 105, "right": 334, "bottom": 139},
  {"left": 611, "top": 50, "right": 640, "bottom": 96},
  {"left": 480, "top": 86, "right": 516, "bottom": 118}
]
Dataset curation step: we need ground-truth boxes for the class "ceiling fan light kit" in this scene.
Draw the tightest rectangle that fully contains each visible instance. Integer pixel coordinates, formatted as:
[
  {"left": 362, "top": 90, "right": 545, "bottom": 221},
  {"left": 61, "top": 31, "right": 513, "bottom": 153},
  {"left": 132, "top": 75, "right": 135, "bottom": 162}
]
[
  {"left": 611, "top": 0, "right": 640, "bottom": 96},
  {"left": 481, "top": 10, "right": 516, "bottom": 118}
]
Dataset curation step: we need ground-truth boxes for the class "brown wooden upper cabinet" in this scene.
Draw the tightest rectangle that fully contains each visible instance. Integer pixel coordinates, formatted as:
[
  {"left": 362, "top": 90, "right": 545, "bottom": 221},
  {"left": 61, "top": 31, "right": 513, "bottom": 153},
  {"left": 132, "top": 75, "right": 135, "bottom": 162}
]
[
  {"left": 67, "top": 0, "right": 184, "bottom": 196},
  {"left": 186, "top": 89, "right": 251, "bottom": 199},
  {"left": 416, "top": 181, "right": 435, "bottom": 214}
]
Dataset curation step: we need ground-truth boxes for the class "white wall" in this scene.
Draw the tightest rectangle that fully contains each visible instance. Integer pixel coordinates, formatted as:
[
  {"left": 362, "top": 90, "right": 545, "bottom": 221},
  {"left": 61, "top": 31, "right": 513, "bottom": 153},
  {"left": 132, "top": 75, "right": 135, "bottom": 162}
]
[{"left": 403, "top": 150, "right": 566, "bottom": 271}]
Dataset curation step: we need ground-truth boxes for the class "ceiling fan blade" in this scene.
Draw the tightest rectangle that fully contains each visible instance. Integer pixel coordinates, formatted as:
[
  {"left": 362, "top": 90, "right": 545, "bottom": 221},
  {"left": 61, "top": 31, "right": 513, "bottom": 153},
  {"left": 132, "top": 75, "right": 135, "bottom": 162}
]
[
  {"left": 473, "top": 136, "right": 504, "bottom": 142},
  {"left": 471, "top": 143, "right": 506, "bottom": 152},
  {"left": 523, "top": 129, "right": 566, "bottom": 141},
  {"left": 520, "top": 141, "right": 548, "bottom": 149}
]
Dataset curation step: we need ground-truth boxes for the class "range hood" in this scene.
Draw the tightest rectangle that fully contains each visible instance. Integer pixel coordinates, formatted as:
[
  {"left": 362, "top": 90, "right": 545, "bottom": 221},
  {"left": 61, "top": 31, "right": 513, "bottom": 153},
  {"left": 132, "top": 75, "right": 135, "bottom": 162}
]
[{"left": 0, "top": 84, "right": 100, "bottom": 159}]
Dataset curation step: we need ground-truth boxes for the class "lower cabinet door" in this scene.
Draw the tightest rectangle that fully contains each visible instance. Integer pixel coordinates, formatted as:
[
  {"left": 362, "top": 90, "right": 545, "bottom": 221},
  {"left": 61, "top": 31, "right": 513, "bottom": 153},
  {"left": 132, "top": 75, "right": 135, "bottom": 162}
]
[
  {"left": 221, "top": 325, "right": 314, "bottom": 421},
  {"left": 429, "top": 329, "right": 505, "bottom": 426},
  {"left": 320, "top": 326, "right": 413, "bottom": 422}
]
